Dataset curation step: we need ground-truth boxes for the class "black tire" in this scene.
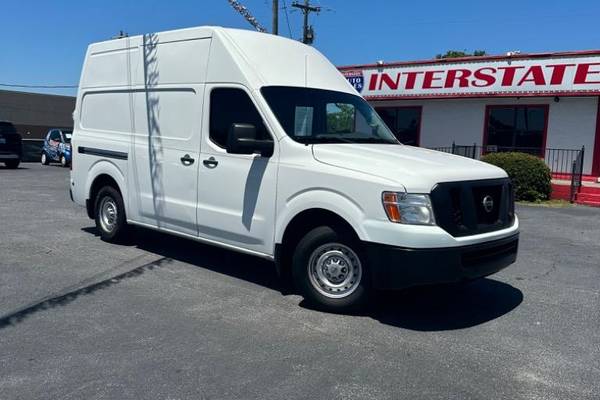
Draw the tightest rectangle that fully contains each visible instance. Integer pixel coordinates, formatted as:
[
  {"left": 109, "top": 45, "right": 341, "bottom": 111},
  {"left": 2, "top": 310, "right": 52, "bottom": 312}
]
[
  {"left": 41, "top": 152, "right": 49, "bottom": 165},
  {"left": 5, "top": 159, "right": 20, "bottom": 169},
  {"left": 94, "top": 186, "right": 128, "bottom": 243},
  {"left": 292, "top": 226, "right": 370, "bottom": 312},
  {"left": 60, "top": 154, "right": 68, "bottom": 167}
]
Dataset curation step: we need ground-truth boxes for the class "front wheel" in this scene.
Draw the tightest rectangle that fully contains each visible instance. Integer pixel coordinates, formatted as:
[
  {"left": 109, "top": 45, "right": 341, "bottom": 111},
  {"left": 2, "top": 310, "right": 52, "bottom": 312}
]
[
  {"left": 60, "top": 154, "right": 68, "bottom": 167},
  {"left": 292, "top": 226, "right": 370, "bottom": 312},
  {"left": 94, "top": 186, "right": 128, "bottom": 242}
]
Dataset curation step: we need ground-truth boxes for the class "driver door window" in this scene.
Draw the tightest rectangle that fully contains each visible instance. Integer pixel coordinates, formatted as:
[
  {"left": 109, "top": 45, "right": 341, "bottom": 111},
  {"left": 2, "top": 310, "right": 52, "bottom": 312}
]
[{"left": 209, "top": 88, "right": 271, "bottom": 148}]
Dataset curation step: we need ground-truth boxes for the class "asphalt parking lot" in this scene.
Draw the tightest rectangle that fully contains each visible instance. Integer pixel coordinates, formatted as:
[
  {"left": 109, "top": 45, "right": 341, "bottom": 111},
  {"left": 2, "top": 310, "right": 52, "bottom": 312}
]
[{"left": 1, "top": 163, "right": 599, "bottom": 400}]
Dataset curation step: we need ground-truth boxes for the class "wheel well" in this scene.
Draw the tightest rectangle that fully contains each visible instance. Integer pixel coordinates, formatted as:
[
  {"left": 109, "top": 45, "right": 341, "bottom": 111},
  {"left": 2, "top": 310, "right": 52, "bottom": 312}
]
[
  {"left": 87, "top": 174, "right": 121, "bottom": 219},
  {"left": 276, "top": 208, "right": 359, "bottom": 279}
]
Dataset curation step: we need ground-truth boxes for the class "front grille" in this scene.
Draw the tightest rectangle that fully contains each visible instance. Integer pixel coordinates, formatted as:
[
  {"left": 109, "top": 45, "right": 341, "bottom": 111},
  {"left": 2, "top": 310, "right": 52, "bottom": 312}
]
[
  {"left": 431, "top": 178, "right": 514, "bottom": 237},
  {"left": 461, "top": 238, "right": 518, "bottom": 267}
]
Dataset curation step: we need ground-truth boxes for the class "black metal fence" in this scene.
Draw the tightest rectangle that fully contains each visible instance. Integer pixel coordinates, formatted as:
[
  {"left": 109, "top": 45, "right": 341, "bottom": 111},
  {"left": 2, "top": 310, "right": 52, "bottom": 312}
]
[
  {"left": 429, "top": 142, "right": 585, "bottom": 175},
  {"left": 570, "top": 147, "right": 585, "bottom": 202}
]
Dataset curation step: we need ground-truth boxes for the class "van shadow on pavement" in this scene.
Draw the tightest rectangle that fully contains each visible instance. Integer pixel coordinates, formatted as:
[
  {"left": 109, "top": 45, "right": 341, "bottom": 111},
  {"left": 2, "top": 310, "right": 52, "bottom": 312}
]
[
  {"left": 82, "top": 225, "right": 524, "bottom": 331},
  {"left": 366, "top": 279, "right": 523, "bottom": 331},
  {"left": 81, "top": 226, "right": 282, "bottom": 292}
]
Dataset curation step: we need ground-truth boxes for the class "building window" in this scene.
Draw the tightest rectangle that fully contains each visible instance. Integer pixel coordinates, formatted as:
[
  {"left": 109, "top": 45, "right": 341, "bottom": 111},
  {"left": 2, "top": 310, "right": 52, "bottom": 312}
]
[
  {"left": 485, "top": 105, "right": 548, "bottom": 154},
  {"left": 375, "top": 106, "right": 421, "bottom": 146}
]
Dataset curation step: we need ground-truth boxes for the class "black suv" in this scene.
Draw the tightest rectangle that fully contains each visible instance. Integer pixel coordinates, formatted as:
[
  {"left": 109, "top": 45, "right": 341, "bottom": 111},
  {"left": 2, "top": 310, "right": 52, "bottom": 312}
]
[{"left": 0, "top": 121, "right": 22, "bottom": 169}]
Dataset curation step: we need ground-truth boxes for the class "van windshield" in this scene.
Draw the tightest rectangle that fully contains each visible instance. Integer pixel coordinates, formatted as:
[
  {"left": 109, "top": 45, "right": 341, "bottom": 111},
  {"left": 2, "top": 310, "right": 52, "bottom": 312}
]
[{"left": 261, "top": 86, "right": 399, "bottom": 145}]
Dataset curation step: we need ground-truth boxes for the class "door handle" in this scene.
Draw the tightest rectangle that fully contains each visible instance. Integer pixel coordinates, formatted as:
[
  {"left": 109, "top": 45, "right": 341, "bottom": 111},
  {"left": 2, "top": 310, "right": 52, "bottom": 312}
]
[
  {"left": 180, "top": 154, "right": 195, "bottom": 166},
  {"left": 202, "top": 157, "right": 218, "bottom": 168}
]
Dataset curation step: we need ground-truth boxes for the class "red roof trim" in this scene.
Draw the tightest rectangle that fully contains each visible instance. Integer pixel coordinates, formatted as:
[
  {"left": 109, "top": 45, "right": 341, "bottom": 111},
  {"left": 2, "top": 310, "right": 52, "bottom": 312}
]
[
  {"left": 365, "top": 90, "right": 600, "bottom": 101},
  {"left": 338, "top": 49, "right": 600, "bottom": 71}
]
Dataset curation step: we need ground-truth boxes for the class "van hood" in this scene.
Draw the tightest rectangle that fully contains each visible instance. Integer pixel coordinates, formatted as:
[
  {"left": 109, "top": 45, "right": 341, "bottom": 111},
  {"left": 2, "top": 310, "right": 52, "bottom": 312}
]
[{"left": 312, "top": 144, "right": 507, "bottom": 193}]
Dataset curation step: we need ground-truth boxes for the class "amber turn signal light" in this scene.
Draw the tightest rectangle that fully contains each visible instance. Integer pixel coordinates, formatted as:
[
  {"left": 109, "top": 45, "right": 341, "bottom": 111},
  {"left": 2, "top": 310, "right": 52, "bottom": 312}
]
[{"left": 382, "top": 192, "right": 402, "bottom": 223}]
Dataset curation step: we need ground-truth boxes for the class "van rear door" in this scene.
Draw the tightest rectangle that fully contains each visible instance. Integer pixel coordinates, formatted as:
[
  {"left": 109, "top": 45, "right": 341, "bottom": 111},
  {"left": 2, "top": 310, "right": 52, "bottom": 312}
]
[
  {"left": 130, "top": 35, "right": 210, "bottom": 235},
  {"left": 132, "top": 89, "right": 203, "bottom": 235}
]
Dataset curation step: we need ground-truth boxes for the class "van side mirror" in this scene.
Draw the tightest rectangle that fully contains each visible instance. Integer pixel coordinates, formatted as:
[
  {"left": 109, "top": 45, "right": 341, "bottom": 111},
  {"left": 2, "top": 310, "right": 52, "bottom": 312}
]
[{"left": 226, "top": 123, "right": 274, "bottom": 157}]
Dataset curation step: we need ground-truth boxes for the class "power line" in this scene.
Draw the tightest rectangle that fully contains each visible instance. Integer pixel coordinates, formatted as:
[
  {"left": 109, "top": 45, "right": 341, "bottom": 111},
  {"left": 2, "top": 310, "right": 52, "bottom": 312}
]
[
  {"left": 0, "top": 83, "right": 77, "bottom": 89},
  {"left": 281, "top": 0, "right": 293, "bottom": 38}
]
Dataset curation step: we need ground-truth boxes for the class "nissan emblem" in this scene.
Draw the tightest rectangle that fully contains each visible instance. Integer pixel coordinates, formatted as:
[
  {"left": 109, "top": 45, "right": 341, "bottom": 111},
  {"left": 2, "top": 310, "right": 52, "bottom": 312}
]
[{"left": 482, "top": 195, "right": 494, "bottom": 213}]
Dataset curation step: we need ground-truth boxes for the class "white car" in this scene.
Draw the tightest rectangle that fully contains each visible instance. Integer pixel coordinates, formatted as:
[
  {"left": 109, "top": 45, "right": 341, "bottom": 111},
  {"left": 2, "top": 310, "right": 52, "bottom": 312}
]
[{"left": 70, "top": 26, "right": 519, "bottom": 311}]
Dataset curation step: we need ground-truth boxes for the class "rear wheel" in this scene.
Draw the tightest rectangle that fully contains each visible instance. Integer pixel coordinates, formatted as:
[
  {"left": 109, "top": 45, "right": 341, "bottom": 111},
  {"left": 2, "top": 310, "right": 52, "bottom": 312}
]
[
  {"left": 292, "top": 226, "right": 369, "bottom": 312},
  {"left": 4, "top": 159, "right": 20, "bottom": 169},
  {"left": 41, "top": 152, "right": 49, "bottom": 165},
  {"left": 94, "top": 186, "right": 128, "bottom": 242}
]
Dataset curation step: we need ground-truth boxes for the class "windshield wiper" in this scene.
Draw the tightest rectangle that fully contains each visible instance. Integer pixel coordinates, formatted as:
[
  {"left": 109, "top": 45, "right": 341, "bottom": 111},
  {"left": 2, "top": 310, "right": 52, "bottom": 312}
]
[
  {"left": 314, "top": 135, "right": 355, "bottom": 144},
  {"left": 354, "top": 137, "right": 400, "bottom": 144},
  {"left": 295, "top": 136, "right": 353, "bottom": 144},
  {"left": 295, "top": 135, "right": 397, "bottom": 145}
]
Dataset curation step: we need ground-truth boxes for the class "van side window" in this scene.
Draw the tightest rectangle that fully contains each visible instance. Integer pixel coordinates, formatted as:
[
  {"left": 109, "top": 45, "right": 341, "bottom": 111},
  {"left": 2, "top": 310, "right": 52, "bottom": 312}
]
[{"left": 209, "top": 88, "right": 270, "bottom": 148}]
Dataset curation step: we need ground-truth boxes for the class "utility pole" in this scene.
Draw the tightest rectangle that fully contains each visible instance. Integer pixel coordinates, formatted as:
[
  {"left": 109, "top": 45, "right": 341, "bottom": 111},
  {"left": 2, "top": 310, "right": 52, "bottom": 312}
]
[
  {"left": 272, "top": 0, "right": 279, "bottom": 35},
  {"left": 292, "top": 0, "right": 321, "bottom": 44}
]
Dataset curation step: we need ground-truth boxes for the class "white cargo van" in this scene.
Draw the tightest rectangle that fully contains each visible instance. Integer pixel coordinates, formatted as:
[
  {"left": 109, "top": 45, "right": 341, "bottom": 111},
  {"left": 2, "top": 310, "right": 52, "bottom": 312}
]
[{"left": 70, "top": 26, "right": 519, "bottom": 311}]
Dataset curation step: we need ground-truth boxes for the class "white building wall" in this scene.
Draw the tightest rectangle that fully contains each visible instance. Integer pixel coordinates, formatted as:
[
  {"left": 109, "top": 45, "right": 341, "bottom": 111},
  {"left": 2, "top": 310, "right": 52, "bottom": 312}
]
[
  {"left": 371, "top": 96, "right": 599, "bottom": 174},
  {"left": 545, "top": 97, "right": 598, "bottom": 174}
]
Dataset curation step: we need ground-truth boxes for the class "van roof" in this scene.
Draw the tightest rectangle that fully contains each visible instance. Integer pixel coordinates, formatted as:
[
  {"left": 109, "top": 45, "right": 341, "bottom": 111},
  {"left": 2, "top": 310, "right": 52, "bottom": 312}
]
[{"left": 84, "top": 26, "right": 355, "bottom": 94}]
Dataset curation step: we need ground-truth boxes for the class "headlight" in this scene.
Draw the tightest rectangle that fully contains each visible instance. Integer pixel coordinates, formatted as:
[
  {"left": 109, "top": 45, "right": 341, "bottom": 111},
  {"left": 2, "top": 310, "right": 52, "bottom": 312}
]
[{"left": 382, "top": 192, "right": 436, "bottom": 225}]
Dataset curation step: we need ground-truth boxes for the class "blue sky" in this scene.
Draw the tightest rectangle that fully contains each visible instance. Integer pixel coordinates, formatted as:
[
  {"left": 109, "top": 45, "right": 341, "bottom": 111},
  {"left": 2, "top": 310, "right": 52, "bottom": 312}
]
[{"left": 1, "top": 0, "right": 599, "bottom": 96}]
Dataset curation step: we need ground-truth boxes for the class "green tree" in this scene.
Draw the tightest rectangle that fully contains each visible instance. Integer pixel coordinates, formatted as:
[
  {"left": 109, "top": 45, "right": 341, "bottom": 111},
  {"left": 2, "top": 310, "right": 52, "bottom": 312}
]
[
  {"left": 327, "top": 104, "right": 355, "bottom": 133},
  {"left": 436, "top": 50, "right": 487, "bottom": 59}
]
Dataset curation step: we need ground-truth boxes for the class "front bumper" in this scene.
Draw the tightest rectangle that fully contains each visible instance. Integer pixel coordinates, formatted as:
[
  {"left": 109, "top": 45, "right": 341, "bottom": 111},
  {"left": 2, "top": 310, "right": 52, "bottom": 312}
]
[
  {"left": 364, "top": 233, "right": 519, "bottom": 290},
  {"left": 0, "top": 152, "right": 20, "bottom": 161}
]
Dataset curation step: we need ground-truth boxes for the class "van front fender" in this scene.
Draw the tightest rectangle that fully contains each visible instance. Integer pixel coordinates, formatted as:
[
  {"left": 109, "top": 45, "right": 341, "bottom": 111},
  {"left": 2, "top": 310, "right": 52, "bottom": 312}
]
[{"left": 275, "top": 188, "right": 368, "bottom": 245}]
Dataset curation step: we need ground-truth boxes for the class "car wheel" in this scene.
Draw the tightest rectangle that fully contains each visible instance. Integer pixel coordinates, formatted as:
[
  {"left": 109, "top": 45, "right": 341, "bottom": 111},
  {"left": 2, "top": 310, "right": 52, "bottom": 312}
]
[
  {"left": 41, "top": 152, "right": 49, "bottom": 165},
  {"left": 60, "top": 154, "right": 68, "bottom": 167},
  {"left": 5, "top": 159, "right": 20, "bottom": 169},
  {"left": 94, "top": 186, "right": 128, "bottom": 242},
  {"left": 292, "top": 226, "right": 370, "bottom": 312}
]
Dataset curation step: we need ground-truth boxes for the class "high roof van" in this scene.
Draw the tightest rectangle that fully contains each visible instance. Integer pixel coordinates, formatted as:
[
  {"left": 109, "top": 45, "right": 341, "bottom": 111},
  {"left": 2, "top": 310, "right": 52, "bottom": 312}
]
[{"left": 70, "top": 26, "right": 519, "bottom": 311}]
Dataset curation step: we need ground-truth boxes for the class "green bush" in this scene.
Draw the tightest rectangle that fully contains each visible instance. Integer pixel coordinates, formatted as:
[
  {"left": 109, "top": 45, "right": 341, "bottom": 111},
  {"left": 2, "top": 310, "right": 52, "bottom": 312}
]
[{"left": 480, "top": 152, "right": 552, "bottom": 202}]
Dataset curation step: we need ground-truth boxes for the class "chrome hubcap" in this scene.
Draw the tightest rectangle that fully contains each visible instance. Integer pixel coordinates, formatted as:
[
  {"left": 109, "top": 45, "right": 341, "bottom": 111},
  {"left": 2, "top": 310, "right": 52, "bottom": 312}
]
[
  {"left": 308, "top": 243, "right": 362, "bottom": 299},
  {"left": 99, "top": 197, "right": 118, "bottom": 233}
]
